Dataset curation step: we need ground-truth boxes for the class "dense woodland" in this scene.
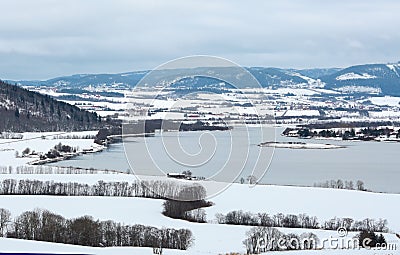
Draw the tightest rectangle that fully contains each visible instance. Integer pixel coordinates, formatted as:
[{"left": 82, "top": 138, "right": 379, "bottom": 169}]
[
  {"left": 0, "top": 80, "right": 106, "bottom": 132},
  {"left": 0, "top": 208, "right": 193, "bottom": 250}
]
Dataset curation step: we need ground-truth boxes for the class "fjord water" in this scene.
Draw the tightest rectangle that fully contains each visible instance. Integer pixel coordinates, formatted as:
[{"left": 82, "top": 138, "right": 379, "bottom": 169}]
[{"left": 50, "top": 126, "right": 400, "bottom": 193}]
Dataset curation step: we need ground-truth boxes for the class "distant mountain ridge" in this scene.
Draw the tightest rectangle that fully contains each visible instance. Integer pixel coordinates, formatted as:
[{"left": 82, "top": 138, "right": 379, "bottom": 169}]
[
  {"left": 324, "top": 63, "right": 400, "bottom": 95},
  {"left": 8, "top": 62, "right": 400, "bottom": 96}
]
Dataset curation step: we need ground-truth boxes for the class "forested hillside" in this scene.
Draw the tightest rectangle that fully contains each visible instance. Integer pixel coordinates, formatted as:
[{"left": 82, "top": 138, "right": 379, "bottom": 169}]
[{"left": 0, "top": 80, "right": 103, "bottom": 132}]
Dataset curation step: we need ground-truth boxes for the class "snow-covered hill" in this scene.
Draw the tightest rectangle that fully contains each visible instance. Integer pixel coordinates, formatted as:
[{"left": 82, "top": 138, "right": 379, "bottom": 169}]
[
  {"left": 324, "top": 63, "right": 400, "bottom": 96},
  {"left": 9, "top": 62, "right": 400, "bottom": 96},
  {"left": 0, "top": 173, "right": 398, "bottom": 254}
]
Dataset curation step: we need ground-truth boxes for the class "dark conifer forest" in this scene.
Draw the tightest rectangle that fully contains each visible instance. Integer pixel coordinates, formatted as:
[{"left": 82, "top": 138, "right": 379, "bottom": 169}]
[{"left": 0, "top": 80, "right": 105, "bottom": 132}]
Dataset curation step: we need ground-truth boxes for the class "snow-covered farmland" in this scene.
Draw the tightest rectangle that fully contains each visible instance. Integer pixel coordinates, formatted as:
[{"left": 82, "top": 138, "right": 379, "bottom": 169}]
[
  {"left": 336, "top": 73, "right": 377, "bottom": 80},
  {"left": 0, "top": 131, "right": 98, "bottom": 167},
  {"left": 0, "top": 173, "right": 398, "bottom": 254},
  {"left": 369, "top": 96, "right": 400, "bottom": 107}
]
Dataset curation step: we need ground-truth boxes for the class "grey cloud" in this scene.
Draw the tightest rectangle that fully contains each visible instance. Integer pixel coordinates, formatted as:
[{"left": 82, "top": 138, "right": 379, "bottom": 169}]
[{"left": 0, "top": 0, "right": 399, "bottom": 79}]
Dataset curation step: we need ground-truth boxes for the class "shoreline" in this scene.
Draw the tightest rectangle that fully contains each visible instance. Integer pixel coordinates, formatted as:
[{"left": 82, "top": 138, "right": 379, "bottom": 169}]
[{"left": 27, "top": 144, "right": 106, "bottom": 166}]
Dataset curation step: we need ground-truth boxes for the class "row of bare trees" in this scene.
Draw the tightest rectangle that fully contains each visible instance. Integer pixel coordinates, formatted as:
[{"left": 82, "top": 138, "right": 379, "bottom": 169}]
[
  {"left": 0, "top": 165, "right": 120, "bottom": 174},
  {"left": 323, "top": 217, "right": 388, "bottom": 232},
  {"left": 0, "top": 208, "right": 193, "bottom": 250},
  {"left": 243, "top": 226, "right": 319, "bottom": 254},
  {"left": 0, "top": 179, "right": 205, "bottom": 200},
  {"left": 216, "top": 210, "right": 388, "bottom": 232},
  {"left": 216, "top": 211, "right": 318, "bottom": 229},
  {"left": 313, "top": 179, "right": 366, "bottom": 191}
]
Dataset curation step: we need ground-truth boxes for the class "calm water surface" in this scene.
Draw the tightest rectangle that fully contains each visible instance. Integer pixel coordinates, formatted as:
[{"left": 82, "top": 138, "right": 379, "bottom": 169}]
[{"left": 50, "top": 126, "right": 400, "bottom": 193}]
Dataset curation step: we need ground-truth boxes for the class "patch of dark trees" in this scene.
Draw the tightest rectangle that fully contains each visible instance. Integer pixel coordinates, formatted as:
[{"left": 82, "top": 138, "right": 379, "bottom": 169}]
[
  {"left": 57, "top": 88, "right": 125, "bottom": 98},
  {"left": 93, "top": 119, "right": 231, "bottom": 146},
  {"left": 95, "top": 120, "right": 229, "bottom": 145},
  {"left": 358, "top": 230, "right": 387, "bottom": 249},
  {"left": 161, "top": 184, "right": 213, "bottom": 223},
  {"left": 275, "top": 115, "right": 340, "bottom": 121},
  {"left": 0, "top": 208, "right": 193, "bottom": 250},
  {"left": 179, "top": 120, "right": 230, "bottom": 131},
  {"left": 162, "top": 199, "right": 213, "bottom": 223},
  {"left": 39, "top": 143, "right": 78, "bottom": 160},
  {"left": 94, "top": 126, "right": 122, "bottom": 145},
  {"left": 216, "top": 210, "right": 388, "bottom": 233},
  {"left": 123, "top": 119, "right": 229, "bottom": 135}
]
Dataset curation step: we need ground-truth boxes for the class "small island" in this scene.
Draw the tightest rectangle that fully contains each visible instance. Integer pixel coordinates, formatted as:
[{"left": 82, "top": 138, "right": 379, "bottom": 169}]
[{"left": 258, "top": 141, "right": 345, "bottom": 149}]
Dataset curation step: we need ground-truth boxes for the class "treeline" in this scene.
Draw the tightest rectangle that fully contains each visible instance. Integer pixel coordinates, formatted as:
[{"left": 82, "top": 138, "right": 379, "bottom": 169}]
[
  {"left": 216, "top": 210, "right": 388, "bottom": 232},
  {"left": 216, "top": 211, "right": 318, "bottom": 229},
  {"left": 323, "top": 217, "right": 388, "bottom": 233},
  {"left": 243, "top": 226, "right": 319, "bottom": 253},
  {"left": 52, "top": 134, "right": 96, "bottom": 139},
  {"left": 0, "top": 165, "right": 121, "bottom": 175},
  {"left": 243, "top": 227, "right": 388, "bottom": 254},
  {"left": 285, "top": 126, "right": 400, "bottom": 140},
  {"left": 301, "top": 121, "right": 395, "bottom": 130},
  {"left": 39, "top": 142, "right": 78, "bottom": 160},
  {"left": 0, "top": 179, "right": 207, "bottom": 201},
  {"left": 358, "top": 230, "right": 387, "bottom": 249},
  {"left": 0, "top": 208, "right": 193, "bottom": 250},
  {"left": 0, "top": 132, "right": 23, "bottom": 139},
  {"left": 313, "top": 179, "right": 367, "bottom": 191},
  {"left": 159, "top": 184, "right": 212, "bottom": 223},
  {"left": 0, "top": 178, "right": 212, "bottom": 223}
]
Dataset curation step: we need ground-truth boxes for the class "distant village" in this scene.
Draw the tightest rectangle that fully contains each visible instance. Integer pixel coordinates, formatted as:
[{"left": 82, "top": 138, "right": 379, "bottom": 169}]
[{"left": 283, "top": 126, "right": 400, "bottom": 141}]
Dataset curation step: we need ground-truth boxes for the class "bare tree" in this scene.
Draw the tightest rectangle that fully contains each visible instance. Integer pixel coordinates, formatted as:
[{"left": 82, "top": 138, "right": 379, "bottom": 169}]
[
  {"left": 243, "top": 227, "right": 284, "bottom": 254},
  {"left": 247, "top": 175, "right": 257, "bottom": 185},
  {"left": 0, "top": 208, "right": 11, "bottom": 237},
  {"left": 356, "top": 180, "right": 365, "bottom": 191}
]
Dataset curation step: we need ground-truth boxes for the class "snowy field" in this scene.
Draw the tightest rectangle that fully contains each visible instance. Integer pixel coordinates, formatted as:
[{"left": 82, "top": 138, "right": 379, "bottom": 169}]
[
  {"left": 0, "top": 237, "right": 398, "bottom": 255},
  {"left": 369, "top": 96, "right": 400, "bottom": 107},
  {"left": 0, "top": 173, "right": 398, "bottom": 254},
  {"left": 0, "top": 131, "right": 98, "bottom": 167}
]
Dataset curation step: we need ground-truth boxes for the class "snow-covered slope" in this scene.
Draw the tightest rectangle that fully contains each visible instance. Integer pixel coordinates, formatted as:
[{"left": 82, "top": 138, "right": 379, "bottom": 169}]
[
  {"left": 0, "top": 238, "right": 186, "bottom": 255},
  {"left": 324, "top": 63, "right": 400, "bottom": 96},
  {"left": 0, "top": 174, "right": 398, "bottom": 254},
  {"left": 336, "top": 72, "right": 377, "bottom": 81}
]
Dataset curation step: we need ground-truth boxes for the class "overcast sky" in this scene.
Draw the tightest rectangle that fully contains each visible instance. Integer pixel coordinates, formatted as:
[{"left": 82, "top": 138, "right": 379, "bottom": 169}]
[{"left": 1, "top": 0, "right": 400, "bottom": 80}]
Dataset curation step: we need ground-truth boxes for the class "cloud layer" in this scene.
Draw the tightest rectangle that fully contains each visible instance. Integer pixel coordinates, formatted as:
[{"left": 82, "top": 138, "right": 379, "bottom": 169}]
[{"left": 1, "top": 0, "right": 399, "bottom": 79}]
